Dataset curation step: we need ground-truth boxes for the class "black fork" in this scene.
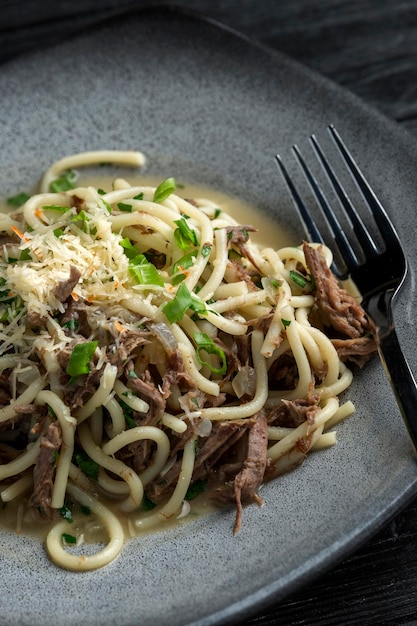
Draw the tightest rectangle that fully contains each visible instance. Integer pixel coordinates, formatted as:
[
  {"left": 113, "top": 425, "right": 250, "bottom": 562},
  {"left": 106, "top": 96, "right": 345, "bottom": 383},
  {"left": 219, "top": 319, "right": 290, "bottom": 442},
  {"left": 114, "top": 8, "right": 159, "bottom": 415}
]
[{"left": 276, "top": 125, "right": 417, "bottom": 452}]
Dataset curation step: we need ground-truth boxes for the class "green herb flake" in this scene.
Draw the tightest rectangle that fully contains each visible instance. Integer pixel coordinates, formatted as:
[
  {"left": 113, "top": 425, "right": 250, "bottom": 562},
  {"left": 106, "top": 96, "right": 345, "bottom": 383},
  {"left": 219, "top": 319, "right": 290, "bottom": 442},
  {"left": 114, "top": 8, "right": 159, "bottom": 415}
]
[
  {"left": 185, "top": 479, "right": 208, "bottom": 501},
  {"left": 133, "top": 193, "right": 144, "bottom": 201},
  {"left": 7, "top": 192, "right": 30, "bottom": 208},
  {"left": 119, "top": 399, "right": 136, "bottom": 428},
  {"left": 59, "top": 506, "right": 73, "bottom": 523},
  {"left": 289, "top": 270, "right": 309, "bottom": 289},
  {"left": 173, "top": 217, "right": 199, "bottom": 250},
  {"left": 281, "top": 318, "right": 291, "bottom": 328},
  {"left": 201, "top": 244, "right": 212, "bottom": 258},
  {"left": 62, "top": 318, "right": 79, "bottom": 332},
  {"left": 61, "top": 533, "right": 77, "bottom": 545},
  {"left": 66, "top": 341, "right": 98, "bottom": 378},
  {"left": 117, "top": 202, "right": 132, "bottom": 212},
  {"left": 163, "top": 282, "right": 206, "bottom": 324},
  {"left": 74, "top": 449, "right": 99, "bottom": 480},
  {"left": 153, "top": 177, "right": 176, "bottom": 204},
  {"left": 19, "top": 249, "right": 32, "bottom": 261},
  {"left": 119, "top": 237, "right": 138, "bottom": 259},
  {"left": 49, "top": 170, "right": 77, "bottom": 193},
  {"left": 172, "top": 251, "right": 196, "bottom": 284},
  {"left": 129, "top": 254, "right": 164, "bottom": 287},
  {"left": 194, "top": 332, "right": 227, "bottom": 375},
  {"left": 71, "top": 210, "right": 93, "bottom": 234},
  {"left": 213, "top": 208, "right": 222, "bottom": 219}
]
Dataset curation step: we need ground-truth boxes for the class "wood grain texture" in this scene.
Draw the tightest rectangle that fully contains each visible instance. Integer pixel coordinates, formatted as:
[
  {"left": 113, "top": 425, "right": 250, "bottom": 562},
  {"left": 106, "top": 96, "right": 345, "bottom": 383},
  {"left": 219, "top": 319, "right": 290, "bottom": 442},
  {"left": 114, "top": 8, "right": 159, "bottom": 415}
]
[{"left": 1, "top": 1, "right": 417, "bottom": 624}]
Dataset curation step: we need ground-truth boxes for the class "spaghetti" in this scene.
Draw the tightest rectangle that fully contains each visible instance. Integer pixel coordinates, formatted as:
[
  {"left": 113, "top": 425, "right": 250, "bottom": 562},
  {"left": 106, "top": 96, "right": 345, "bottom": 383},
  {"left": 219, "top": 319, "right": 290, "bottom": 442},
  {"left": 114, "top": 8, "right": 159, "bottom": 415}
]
[{"left": 0, "top": 151, "right": 376, "bottom": 571}]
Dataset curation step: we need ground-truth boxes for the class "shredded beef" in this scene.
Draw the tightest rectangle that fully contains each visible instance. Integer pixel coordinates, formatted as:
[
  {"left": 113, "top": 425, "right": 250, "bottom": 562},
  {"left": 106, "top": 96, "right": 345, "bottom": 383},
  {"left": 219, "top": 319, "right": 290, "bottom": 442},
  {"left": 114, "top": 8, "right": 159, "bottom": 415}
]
[
  {"left": 60, "top": 297, "right": 92, "bottom": 337},
  {"left": 227, "top": 259, "right": 260, "bottom": 290},
  {"left": 128, "top": 370, "right": 165, "bottom": 422},
  {"left": 268, "top": 352, "right": 299, "bottom": 390},
  {"left": 303, "top": 243, "right": 377, "bottom": 342},
  {"left": 146, "top": 419, "right": 251, "bottom": 504},
  {"left": 160, "top": 348, "right": 198, "bottom": 397},
  {"left": 30, "top": 421, "right": 62, "bottom": 521},
  {"left": 331, "top": 336, "right": 378, "bottom": 367},
  {"left": 267, "top": 395, "right": 321, "bottom": 428},
  {"left": 54, "top": 266, "right": 81, "bottom": 303},
  {"left": 210, "top": 411, "right": 269, "bottom": 534},
  {"left": 108, "top": 329, "right": 150, "bottom": 372}
]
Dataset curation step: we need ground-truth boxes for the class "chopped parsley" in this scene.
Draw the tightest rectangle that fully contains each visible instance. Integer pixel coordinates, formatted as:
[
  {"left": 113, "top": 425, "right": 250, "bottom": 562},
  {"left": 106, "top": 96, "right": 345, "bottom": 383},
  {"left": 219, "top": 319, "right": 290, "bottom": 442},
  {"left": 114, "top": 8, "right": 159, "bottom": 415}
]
[{"left": 73, "top": 448, "right": 99, "bottom": 481}]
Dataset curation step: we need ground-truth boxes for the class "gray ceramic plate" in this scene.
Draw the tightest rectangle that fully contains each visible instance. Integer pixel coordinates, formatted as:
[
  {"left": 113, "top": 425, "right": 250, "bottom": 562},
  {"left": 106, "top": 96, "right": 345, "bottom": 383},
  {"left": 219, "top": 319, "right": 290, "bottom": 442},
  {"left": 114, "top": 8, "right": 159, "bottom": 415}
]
[{"left": 1, "top": 6, "right": 417, "bottom": 626}]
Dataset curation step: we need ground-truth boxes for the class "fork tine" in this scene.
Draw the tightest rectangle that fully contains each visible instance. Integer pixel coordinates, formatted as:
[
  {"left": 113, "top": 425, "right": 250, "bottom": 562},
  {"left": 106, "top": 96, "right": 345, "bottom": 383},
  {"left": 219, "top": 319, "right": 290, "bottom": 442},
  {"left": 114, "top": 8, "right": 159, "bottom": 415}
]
[
  {"left": 310, "top": 132, "right": 378, "bottom": 259},
  {"left": 275, "top": 153, "right": 324, "bottom": 245},
  {"left": 328, "top": 124, "right": 401, "bottom": 249},
  {"left": 290, "top": 144, "right": 358, "bottom": 277}
]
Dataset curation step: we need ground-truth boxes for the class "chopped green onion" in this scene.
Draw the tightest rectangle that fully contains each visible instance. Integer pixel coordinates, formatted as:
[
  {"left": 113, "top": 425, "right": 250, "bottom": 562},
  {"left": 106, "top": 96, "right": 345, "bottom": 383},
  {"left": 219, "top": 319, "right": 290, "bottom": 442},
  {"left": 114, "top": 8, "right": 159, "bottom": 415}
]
[
  {"left": 194, "top": 332, "right": 227, "bottom": 375},
  {"left": 153, "top": 177, "right": 176, "bottom": 203},
  {"left": 289, "top": 270, "right": 309, "bottom": 289},
  {"left": 19, "top": 249, "right": 31, "bottom": 261},
  {"left": 49, "top": 170, "right": 77, "bottom": 193},
  {"left": 133, "top": 193, "right": 144, "bottom": 200},
  {"left": 172, "top": 251, "right": 196, "bottom": 284},
  {"left": 61, "top": 533, "right": 77, "bottom": 545},
  {"left": 163, "top": 282, "right": 206, "bottom": 324},
  {"left": 7, "top": 192, "right": 30, "bottom": 207},
  {"left": 173, "top": 217, "right": 199, "bottom": 250},
  {"left": 119, "top": 237, "right": 138, "bottom": 259},
  {"left": 66, "top": 341, "right": 98, "bottom": 378},
  {"left": 117, "top": 202, "right": 132, "bottom": 212},
  {"left": 129, "top": 254, "right": 164, "bottom": 287},
  {"left": 213, "top": 208, "right": 222, "bottom": 219},
  {"left": 281, "top": 319, "right": 291, "bottom": 328},
  {"left": 59, "top": 506, "right": 73, "bottom": 523},
  {"left": 201, "top": 244, "right": 212, "bottom": 258},
  {"left": 71, "top": 210, "right": 93, "bottom": 233}
]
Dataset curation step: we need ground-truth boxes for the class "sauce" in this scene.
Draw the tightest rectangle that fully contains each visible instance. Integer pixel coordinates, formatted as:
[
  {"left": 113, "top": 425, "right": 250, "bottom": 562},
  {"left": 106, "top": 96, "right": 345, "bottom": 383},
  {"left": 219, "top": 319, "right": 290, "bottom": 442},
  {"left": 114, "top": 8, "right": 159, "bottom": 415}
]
[{"left": 0, "top": 172, "right": 290, "bottom": 547}]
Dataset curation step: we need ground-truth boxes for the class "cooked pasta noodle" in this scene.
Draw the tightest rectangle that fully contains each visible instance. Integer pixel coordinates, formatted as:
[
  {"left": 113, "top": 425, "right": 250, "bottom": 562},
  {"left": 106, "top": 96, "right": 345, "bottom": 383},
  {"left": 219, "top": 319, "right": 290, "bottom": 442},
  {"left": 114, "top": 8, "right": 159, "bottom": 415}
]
[{"left": 0, "top": 150, "right": 376, "bottom": 571}]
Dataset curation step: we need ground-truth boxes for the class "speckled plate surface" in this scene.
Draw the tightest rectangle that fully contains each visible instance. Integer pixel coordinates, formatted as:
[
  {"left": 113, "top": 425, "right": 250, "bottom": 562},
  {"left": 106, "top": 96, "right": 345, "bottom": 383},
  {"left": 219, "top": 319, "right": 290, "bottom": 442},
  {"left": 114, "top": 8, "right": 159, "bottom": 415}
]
[{"left": 1, "top": 6, "right": 417, "bottom": 626}]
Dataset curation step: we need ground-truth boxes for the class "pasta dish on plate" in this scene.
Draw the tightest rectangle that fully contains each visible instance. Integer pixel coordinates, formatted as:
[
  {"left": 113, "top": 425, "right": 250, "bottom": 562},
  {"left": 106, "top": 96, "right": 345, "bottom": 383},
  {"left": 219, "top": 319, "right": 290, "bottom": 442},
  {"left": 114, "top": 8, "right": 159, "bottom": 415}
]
[{"left": 0, "top": 151, "right": 376, "bottom": 571}]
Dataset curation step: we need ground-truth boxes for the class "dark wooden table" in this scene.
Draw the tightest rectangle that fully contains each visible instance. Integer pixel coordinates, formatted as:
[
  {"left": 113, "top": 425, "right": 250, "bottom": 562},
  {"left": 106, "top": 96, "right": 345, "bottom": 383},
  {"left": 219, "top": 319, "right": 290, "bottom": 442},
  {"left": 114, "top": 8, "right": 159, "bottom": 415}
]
[{"left": 2, "top": 1, "right": 417, "bottom": 624}]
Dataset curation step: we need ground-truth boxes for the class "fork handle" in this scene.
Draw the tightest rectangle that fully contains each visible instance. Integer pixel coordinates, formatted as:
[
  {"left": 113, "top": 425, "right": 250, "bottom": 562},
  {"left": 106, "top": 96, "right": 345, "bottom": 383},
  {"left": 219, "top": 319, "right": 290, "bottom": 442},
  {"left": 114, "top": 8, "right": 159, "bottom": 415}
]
[{"left": 373, "top": 310, "right": 417, "bottom": 453}]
